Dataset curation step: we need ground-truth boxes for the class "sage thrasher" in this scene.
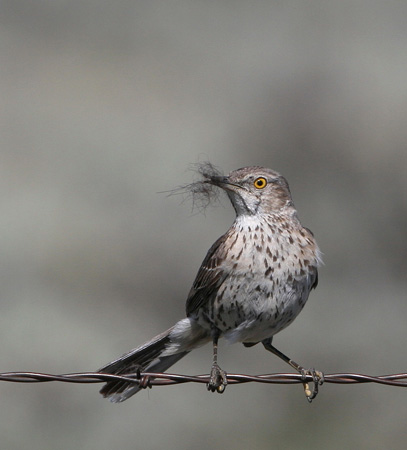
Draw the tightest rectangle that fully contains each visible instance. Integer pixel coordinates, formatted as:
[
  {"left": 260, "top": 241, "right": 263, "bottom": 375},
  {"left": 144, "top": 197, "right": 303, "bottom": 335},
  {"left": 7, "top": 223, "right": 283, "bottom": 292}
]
[{"left": 99, "top": 165, "right": 323, "bottom": 402}]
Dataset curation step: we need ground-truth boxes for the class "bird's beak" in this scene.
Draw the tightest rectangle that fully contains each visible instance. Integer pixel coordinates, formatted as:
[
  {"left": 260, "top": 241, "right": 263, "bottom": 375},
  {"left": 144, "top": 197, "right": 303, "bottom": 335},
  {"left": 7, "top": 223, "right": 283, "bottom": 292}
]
[{"left": 207, "top": 175, "right": 241, "bottom": 193}]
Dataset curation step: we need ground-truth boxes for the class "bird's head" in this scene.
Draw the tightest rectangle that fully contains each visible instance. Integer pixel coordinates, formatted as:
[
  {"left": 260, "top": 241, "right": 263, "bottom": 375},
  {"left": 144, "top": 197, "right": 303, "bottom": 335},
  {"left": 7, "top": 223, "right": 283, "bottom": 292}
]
[{"left": 207, "top": 166, "right": 294, "bottom": 216}]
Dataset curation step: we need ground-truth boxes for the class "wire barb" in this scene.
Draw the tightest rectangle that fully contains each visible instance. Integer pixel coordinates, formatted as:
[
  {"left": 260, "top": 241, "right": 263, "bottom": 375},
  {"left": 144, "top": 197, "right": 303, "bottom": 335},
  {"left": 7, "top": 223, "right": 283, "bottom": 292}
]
[{"left": 0, "top": 371, "right": 406, "bottom": 389}]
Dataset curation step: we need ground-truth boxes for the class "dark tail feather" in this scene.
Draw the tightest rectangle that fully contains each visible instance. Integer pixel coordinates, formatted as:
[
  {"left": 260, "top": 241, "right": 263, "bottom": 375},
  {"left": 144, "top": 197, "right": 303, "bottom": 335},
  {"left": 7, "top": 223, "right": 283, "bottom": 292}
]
[{"left": 98, "top": 327, "right": 188, "bottom": 403}]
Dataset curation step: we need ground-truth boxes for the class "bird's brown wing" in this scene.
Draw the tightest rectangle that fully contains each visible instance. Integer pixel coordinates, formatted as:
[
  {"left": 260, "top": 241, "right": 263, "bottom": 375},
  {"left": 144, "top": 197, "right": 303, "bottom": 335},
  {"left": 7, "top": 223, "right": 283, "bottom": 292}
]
[
  {"left": 185, "top": 231, "right": 231, "bottom": 317},
  {"left": 311, "top": 268, "right": 318, "bottom": 290}
]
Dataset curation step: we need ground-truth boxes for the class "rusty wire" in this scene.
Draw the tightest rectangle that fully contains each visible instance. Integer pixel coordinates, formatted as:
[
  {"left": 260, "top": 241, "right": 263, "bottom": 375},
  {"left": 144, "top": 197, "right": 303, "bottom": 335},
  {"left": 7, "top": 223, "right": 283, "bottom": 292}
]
[{"left": 0, "top": 370, "right": 406, "bottom": 390}]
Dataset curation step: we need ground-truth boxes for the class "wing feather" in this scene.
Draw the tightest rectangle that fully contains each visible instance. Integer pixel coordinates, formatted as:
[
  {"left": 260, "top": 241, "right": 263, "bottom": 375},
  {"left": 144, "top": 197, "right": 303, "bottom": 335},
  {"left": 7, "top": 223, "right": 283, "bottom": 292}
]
[{"left": 185, "top": 231, "right": 231, "bottom": 317}]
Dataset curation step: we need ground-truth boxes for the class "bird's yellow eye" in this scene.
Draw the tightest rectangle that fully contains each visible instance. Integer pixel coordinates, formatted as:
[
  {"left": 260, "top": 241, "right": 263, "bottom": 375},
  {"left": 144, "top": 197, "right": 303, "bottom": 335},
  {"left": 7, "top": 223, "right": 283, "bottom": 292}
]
[{"left": 253, "top": 177, "right": 267, "bottom": 189}]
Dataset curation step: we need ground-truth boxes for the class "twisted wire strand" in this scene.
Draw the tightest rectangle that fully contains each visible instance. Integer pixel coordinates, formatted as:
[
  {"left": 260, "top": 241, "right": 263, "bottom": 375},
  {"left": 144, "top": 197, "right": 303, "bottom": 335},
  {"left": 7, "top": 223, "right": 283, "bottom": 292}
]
[{"left": 0, "top": 371, "right": 406, "bottom": 388}]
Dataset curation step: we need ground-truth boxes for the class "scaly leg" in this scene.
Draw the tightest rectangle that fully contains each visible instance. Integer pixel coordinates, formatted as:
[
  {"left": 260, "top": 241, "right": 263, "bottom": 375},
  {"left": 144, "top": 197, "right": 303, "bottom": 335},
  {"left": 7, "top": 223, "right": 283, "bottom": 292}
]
[
  {"left": 262, "top": 338, "right": 324, "bottom": 402},
  {"left": 207, "top": 334, "right": 227, "bottom": 393}
]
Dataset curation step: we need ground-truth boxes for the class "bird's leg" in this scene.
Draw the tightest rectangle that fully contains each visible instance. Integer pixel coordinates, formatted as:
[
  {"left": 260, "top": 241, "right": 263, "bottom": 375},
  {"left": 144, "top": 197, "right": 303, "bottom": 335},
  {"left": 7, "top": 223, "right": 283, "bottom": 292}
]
[
  {"left": 207, "top": 334, "right": 227, "bottom": 393},
  {"left": 262, "top": 339, "right": 324, "bottom": 402}
]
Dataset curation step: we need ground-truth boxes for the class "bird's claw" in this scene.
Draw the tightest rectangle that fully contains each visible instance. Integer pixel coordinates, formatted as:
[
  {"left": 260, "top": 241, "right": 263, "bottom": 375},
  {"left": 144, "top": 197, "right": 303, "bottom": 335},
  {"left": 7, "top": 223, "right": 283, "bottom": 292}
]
[
  {"left": 207, "top": 363, "right": 228, "bottom": 393},
  {"left": 300, "top": 368, "right": 324, "bottom": 402}
]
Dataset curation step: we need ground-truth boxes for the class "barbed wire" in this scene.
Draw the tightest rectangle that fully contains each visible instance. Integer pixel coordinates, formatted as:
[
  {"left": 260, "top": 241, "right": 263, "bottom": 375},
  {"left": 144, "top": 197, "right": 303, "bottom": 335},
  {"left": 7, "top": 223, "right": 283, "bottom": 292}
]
[{"left": 0, "top": 370, "right": 406, "bottom": 389}]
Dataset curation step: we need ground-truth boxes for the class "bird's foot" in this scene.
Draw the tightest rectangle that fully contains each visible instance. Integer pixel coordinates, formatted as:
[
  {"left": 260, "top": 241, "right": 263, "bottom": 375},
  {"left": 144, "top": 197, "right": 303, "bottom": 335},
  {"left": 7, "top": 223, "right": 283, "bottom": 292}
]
[
  {"left": 207, "top": 363, "right": 228, "bottom": 393},
  {"left": 300, "top": 368, "right": 324, "bottom": 402}
]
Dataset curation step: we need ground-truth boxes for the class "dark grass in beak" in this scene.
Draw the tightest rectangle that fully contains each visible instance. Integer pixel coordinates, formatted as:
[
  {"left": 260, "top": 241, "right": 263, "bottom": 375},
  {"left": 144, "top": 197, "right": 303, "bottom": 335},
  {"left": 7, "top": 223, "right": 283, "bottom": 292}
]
[{"left": 163, "top": 162, "right": 226, "bottom": 213}]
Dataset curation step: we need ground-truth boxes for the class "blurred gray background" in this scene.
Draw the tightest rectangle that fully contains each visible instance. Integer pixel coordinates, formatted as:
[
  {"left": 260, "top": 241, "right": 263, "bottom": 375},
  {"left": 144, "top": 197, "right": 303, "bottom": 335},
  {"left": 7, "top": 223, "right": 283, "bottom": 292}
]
[{"left": 1, "top": 1, "right": 406, "bottom": 449}]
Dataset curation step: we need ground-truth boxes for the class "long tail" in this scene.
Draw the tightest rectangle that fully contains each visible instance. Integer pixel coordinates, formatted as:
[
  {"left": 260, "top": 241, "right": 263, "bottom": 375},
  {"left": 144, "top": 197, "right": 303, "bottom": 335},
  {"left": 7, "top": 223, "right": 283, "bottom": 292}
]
[{"left": 98, "top": 318, "right": 210, "bottom": 402}]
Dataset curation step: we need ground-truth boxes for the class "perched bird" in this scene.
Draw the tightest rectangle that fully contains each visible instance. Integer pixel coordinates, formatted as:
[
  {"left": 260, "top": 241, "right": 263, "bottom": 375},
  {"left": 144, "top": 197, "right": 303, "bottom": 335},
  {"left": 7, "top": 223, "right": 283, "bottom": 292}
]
[{"left": 99, "top": 165, "right": 322, "bottom": 402}]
